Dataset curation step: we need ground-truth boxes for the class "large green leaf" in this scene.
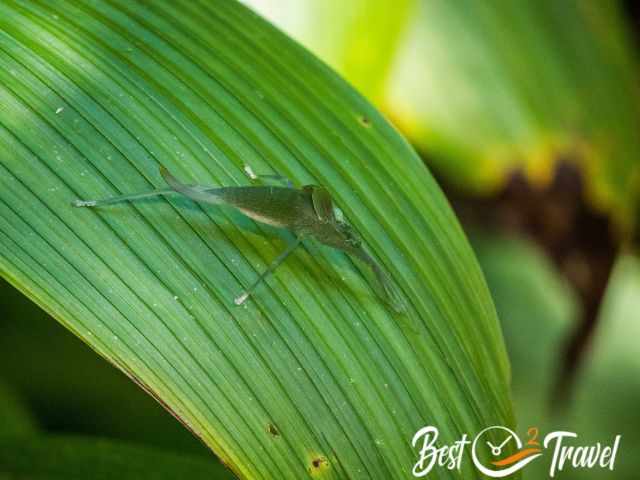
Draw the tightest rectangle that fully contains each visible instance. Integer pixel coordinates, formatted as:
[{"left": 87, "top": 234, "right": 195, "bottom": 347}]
[{"left": 0, "top": 1, "right": 513, "bottom": 478}]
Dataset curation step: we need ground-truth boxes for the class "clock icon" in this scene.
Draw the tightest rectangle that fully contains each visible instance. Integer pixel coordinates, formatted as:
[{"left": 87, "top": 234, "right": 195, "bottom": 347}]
[
  {"left": 486, "top": 433, "right": 514, "bottom": 456},
  {"left": 471, "top": 426, "right": 542, "bottom": 478}
]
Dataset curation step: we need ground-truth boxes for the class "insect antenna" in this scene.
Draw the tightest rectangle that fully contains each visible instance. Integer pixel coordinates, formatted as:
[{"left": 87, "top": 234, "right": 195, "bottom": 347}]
[
  {"left": 72, "top": 188, "right": 176, "bottom": 208},
  {"left": 72, "top": 166, "right": 218, "bottom": 208}
]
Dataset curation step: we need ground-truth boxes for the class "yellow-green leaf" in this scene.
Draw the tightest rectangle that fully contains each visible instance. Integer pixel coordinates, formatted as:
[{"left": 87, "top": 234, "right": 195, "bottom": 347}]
[
  {"left": 387, "top": 0, "right": 640, "bottom": 230},
  {"left": 0, "top": 1, "right": 513, "bottom": 478}
]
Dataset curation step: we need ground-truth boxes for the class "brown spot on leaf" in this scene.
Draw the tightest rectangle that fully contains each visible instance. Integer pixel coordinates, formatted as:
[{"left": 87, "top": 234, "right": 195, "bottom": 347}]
[
  {"left": 309, "top": 455, "right": 330, "bottom": 474},
  {"left": 358, "top": 115, "right": 371, "bottom": 127},
  {"left": 267, "top": 423, "right": 280, "bottom": 437}
]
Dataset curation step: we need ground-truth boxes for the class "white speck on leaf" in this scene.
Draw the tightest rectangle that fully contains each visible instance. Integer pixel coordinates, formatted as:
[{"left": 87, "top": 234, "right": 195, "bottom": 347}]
[
  {"left": 234, "top": 292, "right": 249, "bottom": 305},
  {"left": 243, "top": 164, "right": 257, "bottom": 180},
  {"left": 55, "top": 107, "right": 64, "bottom": 114}
]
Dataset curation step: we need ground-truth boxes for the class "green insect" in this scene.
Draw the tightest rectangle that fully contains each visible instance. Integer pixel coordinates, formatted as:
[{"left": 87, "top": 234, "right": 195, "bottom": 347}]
[{"left": 73, "top": 166, "right": 406, "bottom": 313}]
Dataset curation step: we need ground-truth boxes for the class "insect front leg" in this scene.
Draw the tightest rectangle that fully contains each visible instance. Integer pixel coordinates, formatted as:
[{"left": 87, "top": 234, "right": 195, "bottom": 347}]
[
  {"left": 243, "top": 165, "right": 294, "bottom": 188},
  {"left": 234, "top": 236, "right": 302, "bottom": 305}
]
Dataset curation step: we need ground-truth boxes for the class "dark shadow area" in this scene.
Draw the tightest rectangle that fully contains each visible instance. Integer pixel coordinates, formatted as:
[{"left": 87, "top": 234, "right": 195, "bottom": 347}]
[{"left": 0, "top": 276, "right": 211, "bottom": 457}]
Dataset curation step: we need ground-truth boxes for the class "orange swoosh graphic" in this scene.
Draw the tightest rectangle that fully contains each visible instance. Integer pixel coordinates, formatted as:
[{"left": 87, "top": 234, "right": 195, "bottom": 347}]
[{"left": 492, "top": 448, "right": 542, "bottom": 467}]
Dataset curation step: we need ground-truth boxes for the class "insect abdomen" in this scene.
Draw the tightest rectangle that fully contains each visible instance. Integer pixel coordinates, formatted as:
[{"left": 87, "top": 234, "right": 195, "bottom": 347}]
[{"left": 220, "top": 186, "right": 315, "bottom": 229}]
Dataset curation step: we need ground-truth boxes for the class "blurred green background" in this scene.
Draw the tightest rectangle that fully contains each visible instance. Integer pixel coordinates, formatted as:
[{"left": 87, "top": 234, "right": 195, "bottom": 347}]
[{"left": 2, "top": 0, "right": 639, "bottom": 478}]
